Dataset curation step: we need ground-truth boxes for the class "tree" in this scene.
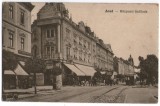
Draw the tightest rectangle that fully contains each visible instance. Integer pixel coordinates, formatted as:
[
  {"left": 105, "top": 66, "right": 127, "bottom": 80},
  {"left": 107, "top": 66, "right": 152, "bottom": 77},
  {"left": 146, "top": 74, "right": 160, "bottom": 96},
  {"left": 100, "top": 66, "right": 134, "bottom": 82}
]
[
  {"left": 145, "top": 55, "right": 158, "bottom": 85},
  {"left": 2, "top": 50, "right": 18, "bottom": 94},
  {"left": 24, "top": 57, "right": 46, "bottom": 94},
  {"left": 138, "top": 55, "right": 158, "bottom": 86},
  {"left": 93, "top": 70, "right": 102, "bottom": 83},
  {"left": 138, "top": 56, "right": 146, "bottom": 85}
]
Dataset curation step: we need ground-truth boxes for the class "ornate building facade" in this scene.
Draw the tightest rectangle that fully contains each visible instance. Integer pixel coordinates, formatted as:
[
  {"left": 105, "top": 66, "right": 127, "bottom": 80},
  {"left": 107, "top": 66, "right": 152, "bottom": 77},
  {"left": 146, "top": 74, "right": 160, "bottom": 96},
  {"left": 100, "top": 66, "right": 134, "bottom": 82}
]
[
  {"left": 31, "top": 3, "right": 114, "bottom": 85},
  {"left": 2, "top": 2, "right": 34, "bottom": 89}
]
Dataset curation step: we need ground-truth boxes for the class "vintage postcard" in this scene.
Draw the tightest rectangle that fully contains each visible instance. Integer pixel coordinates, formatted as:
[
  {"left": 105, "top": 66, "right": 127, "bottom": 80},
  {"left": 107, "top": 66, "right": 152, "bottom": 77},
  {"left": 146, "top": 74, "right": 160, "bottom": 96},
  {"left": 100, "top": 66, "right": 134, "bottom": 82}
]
[{"left": 1, "top": 2, "right": 158, "bottom": 103}]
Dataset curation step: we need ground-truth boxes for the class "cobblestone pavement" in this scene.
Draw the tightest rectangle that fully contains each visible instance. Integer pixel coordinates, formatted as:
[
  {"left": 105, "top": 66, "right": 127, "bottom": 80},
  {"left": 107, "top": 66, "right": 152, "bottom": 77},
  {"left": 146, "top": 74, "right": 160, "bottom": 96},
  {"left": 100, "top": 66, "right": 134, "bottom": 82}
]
[
  {"left": 17, "top": 85, "right": 123, "bottom": 102},
  {"left": 11, "top": 85, "right": 158, "bottom": 103},
  {"left": 91, "top": 86, "right": 127, "bottom": 103}
]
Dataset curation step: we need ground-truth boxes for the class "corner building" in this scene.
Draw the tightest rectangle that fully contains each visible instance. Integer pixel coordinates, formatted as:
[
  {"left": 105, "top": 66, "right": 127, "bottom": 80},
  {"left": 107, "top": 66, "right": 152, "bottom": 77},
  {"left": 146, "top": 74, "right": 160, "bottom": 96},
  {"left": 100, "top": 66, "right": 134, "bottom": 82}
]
[{"left": 32, "top": 3, "right": 114, "bottom": 85}]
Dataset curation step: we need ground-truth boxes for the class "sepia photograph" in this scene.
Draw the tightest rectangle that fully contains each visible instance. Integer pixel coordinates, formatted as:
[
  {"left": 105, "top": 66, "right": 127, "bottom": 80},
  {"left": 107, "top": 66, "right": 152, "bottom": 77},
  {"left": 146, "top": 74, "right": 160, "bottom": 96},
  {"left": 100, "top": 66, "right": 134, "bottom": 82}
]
[{"left": 1, "top": 1, "right": 159, "bottom": 104}]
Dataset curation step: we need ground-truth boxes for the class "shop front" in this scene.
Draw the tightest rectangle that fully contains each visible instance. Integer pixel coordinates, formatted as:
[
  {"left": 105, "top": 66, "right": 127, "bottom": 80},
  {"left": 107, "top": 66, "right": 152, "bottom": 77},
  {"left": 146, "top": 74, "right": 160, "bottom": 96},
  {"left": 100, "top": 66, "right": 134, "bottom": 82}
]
[
  {"left": 14, "top": 64, "right": 29, "bottom": 89},
  {"left": 125, "top": 74, "right": 135, "bottom": 85},
  {"left": 4, "top": 70, "right": 16, "bottom": 89}
]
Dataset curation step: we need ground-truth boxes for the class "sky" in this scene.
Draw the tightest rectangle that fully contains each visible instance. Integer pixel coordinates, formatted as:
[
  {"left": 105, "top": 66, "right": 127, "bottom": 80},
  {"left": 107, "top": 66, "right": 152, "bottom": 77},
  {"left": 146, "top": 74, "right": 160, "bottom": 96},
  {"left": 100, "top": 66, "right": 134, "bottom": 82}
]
[{"left": 31, "top": 3, "right": 158, "bottom": 66}]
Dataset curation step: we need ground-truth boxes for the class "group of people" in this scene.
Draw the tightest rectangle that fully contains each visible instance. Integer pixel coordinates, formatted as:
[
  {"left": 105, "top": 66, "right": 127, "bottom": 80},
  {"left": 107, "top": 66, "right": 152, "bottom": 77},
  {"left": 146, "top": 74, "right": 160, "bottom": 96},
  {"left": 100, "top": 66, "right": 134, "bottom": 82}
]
[
  {"left": 72, "top": 77, "right": 118, "bottom": 87},
  {"left": 78, "top": 78, "right": 98, "bottom": 86}
]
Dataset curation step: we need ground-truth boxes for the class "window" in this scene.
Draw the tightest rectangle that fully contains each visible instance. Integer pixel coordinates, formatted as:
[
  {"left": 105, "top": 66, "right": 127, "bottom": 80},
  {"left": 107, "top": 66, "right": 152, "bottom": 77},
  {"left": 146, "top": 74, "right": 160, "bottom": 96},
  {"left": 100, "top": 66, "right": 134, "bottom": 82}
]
[
  {"left": 51, "top": 29, "right": 55, "bottom": 37},
  {"left": 9, "top": 32, "right": 13, "bottom": 47},
  {"left": 20, "top": 10, "right": 25, "bottom": 25},
  {"left": 74, "top": 50, "right": 77, "bottom": 59},
  {"left": 57, "top": 4, "right": 61, "bottom": 11},
  {"left": 66, "top": 46, "right": 70, "bottom": 59},
  {"left": 79, "top": 52, "right": 82, "bottom": 61},
  {"left": 74, "top": 40, "right": 77, "bottom": 45},
  {"left": 88, "top": 55, "right": 90, "bottom": 62},
  {"left": 51, "top": 47, "right": 54, "bottom": 58},
  {"left": 66, "top": 29, "right": 70, "bottom": 38},
  {"left": 46, "top": 46, "right": 51, "bottom": 58},
  {"left": 46, "top": 47, "right": 50, "bottom": 55},
  {"left": 88, "top": 42, "right": 90, "bottom": 50},
  {"left": 21, "top": 38, "right": 24, "bottom": 50},
  {"left": 9, "top": 5, "right": 13, "bottom": 19},
  {"left": 47, "top": 29, "right": 50, "bottom": 38},
  {"left": 46, "top": 29, "right": 55, "bottom": 38},
  {"left": 46, "top": 46, "right": 55, "bottom": 58}
]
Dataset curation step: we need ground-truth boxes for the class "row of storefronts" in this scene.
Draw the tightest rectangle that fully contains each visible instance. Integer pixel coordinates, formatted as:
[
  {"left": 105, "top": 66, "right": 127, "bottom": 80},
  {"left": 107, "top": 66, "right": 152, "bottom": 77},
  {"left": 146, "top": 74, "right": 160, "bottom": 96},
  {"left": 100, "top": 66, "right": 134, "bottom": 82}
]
[
  {"left": 2, "top": 2, "right": 136, "bottom": 90},
  {"left": 4, "top": 63, "right": 29, "bottom": 89},
  {"left": 30, "top": 3, "right": 115, "bottom": 87}
]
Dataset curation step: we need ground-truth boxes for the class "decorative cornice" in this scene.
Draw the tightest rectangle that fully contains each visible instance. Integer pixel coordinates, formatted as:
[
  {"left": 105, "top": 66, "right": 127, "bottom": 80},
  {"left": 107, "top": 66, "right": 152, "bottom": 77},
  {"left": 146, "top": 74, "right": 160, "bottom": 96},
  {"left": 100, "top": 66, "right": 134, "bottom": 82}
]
[{"left": 18, "top": 2, "right": 35, "bottom": 12}]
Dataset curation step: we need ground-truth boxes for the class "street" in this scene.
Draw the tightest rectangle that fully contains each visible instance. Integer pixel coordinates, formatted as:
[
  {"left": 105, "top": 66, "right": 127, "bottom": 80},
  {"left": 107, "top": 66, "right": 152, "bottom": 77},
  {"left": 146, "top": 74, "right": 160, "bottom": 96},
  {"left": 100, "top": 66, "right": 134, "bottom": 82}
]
[
  {"left": 124, "top": 86, "right": 158, "bottom": 103},
  {"left": 2, "top": 2, "right": 158, "bottom": 105},
  {"left": 15, "top": 85, "right": 158, "bottom": 103}
]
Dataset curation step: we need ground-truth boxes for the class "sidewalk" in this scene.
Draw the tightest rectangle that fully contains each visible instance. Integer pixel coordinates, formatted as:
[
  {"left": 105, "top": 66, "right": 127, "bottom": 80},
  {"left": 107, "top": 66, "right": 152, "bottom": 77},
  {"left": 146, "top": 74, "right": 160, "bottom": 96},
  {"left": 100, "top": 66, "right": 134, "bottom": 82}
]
[
  {"left": 4, "top": 86, "right": 53, "bottom": 93},
  {"left": 4, "top": 86, "right": 99, "bottom": 100},
  {"left": 4, "top": 86, "right": 54, "bottom": 100},
  {"left": 148, "top": 86, "right": 158, "bottom": 99}
]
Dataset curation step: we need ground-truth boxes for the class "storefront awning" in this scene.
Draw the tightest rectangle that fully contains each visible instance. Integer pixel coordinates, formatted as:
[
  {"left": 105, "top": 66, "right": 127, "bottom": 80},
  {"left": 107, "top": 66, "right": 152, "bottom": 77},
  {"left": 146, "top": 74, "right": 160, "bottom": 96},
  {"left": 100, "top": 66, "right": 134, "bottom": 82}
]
[
  {"left": 19, "top": 61, "right": 25, "bottom": 66},
  {"left": 64, "top": 63, "right": 86, "bottom": 76},
  {"left": 75, "top": 64, "right": 96, "bottom": 76},
  {"left": 14, "top": 64, "right": 29, "bottom": 76},
  {"left": 4, "top": 70, "right": 15, "bottom": 75}
]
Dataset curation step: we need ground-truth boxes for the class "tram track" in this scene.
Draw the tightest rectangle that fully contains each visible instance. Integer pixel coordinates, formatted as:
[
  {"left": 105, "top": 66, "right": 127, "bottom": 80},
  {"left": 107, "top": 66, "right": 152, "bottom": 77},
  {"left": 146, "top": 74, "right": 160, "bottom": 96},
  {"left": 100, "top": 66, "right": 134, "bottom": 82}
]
[{"left": 92, "top": 86, "right": 128, "bottom": 103}]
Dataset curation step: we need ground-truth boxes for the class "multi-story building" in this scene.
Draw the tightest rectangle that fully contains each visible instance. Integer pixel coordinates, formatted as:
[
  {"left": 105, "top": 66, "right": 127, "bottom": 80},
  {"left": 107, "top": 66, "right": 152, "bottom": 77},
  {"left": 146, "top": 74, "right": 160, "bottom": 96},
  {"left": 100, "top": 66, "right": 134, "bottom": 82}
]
[
  {"left": 105, "top": 44, "right": 114, "bottom": 72},
  {"left": 95, "top": 39, "right": 114, "bottom": 74},
  {"left": 114, "top": 56, "right": 135, "bottom": 75},
  {"left": 113, "top": 55, "right": 135, "bottom": 85},
  {"left": 2, "top": 2, "right": 34, "bottom": 89},
  {"left": 31, "top": 3, "right": 114, "bottom": 85}
]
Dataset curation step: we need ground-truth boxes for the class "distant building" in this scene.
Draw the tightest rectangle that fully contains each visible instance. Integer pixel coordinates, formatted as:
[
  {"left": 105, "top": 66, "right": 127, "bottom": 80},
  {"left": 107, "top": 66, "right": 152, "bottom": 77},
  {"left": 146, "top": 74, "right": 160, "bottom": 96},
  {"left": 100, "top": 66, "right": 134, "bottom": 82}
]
[
  {"left": 2, "top": 2, "right": 34, "bottom": 89},
  {"left": 113, "top": 55, "right": 135, "bottom": 85},
  {"left": 31, "top": 3, "right": 114, "bottom": 85}
]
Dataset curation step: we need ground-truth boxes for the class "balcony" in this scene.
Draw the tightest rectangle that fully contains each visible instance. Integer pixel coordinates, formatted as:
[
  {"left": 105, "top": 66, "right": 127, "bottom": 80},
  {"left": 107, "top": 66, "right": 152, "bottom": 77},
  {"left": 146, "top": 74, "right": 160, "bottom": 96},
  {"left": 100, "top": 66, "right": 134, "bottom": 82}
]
[{"left": 43, "top": 53, "right": 60, "bottom": 60}]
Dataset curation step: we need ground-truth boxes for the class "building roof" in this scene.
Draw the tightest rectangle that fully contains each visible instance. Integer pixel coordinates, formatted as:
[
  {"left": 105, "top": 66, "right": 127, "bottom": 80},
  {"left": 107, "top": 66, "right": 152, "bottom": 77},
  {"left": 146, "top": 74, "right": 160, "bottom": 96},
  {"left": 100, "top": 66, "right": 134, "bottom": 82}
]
[
  {"left": 105, "top": 44, "right": 113, "bottom": 53},
  {"left": 38, "top": 3, "right": 67, "bottom": 17},
  {"left": 18, "top": 2, "right": 35, "bottom": 11}
]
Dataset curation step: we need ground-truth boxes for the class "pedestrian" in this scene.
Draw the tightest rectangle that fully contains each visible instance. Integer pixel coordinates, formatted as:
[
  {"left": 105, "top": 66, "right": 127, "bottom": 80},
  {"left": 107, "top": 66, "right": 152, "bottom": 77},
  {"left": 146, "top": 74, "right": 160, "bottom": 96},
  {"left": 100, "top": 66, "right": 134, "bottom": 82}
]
[
  {"left": 81, "top": 80, "right": 85, "bottom": 86},
  {"left": 86, "top": 80, "right": 89, "bottom": 86},
  {"left": 79, "top": 80, "right": 81, "bottom": 86},
  {"left": 73, "top": 78, "right": 75, "bottom": 87},
  {"left": 152, "top": 76, "right": 156, "bottom": 86},
  {"left": 89, "top": 79, "right": 92, "bottom": 86},
  {"left": 109, "top": 77, "right": 112, "bottom": 86}
]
